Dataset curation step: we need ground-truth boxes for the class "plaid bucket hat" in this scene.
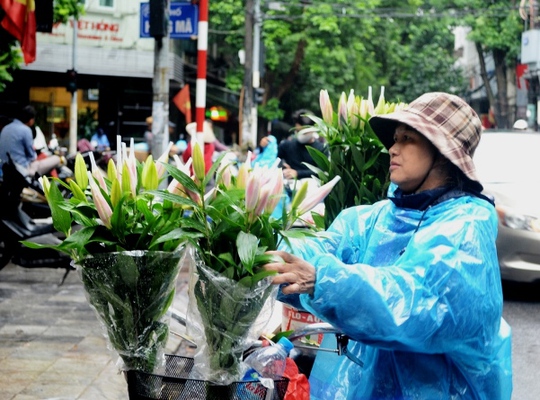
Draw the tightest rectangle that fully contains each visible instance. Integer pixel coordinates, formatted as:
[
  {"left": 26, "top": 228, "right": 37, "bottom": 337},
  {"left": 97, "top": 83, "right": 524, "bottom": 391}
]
[{"left": 369, "top": 92, "right": 483, "bottom": 188}]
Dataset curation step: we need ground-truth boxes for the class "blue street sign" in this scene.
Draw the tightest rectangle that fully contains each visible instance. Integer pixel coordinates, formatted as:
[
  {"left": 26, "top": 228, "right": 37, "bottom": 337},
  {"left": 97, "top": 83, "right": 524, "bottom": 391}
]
[{"left": 140, "top": 2, "right": 198, "bottom": 39}]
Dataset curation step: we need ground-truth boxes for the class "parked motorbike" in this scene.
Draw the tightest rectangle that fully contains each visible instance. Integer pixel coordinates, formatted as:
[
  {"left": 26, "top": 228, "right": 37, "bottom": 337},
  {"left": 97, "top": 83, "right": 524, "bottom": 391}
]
[{"left": 0, "top": 153, "right": 74, "bottom": 284}]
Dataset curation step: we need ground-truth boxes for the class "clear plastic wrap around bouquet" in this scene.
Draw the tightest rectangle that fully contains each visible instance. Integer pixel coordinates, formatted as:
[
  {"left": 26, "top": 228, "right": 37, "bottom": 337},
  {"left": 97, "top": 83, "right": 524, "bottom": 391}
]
[
  {"left": 22, "top": 139, "right": 190, "bottom": 374},
  {"left": 79, "top": 250, "right": 183, "bottom": 373},
  {"left": 155, "top": 143, "right": 341, "bottom": 384},
  {"left": 185, "top": 246, "right": 278, "bottom": 385}
]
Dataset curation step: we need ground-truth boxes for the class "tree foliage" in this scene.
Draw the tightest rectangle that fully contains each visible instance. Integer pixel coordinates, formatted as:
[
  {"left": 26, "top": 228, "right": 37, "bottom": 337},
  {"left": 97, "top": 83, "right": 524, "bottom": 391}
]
[
  {"left": 452, "top": 0, "right": 524, "bottom": 128},
  {"left": 208, "top": 0, "right": 470, "bottom": 122}
]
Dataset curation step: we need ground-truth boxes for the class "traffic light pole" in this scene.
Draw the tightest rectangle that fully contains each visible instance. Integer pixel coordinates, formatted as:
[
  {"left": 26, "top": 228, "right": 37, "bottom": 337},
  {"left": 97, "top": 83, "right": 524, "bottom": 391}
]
[
  {"left": 68, "top": 19, "right": 78, "bottom": 155},
  {"left": 195, "top": 0, "right": 209, "bottom": 146}
]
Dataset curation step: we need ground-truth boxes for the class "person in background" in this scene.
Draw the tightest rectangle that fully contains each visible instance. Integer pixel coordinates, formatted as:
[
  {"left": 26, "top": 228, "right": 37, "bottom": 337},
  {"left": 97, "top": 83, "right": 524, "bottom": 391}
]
[
  {"left": 90, "top": 127, "right": 111, "bottom": 151},
  {"left": 144, "top": 116, "right": 153, "bottom": 153},
  {"left": 253, "top": 133, "right": 278, "bottom": 168},
  {"left": 182, "top": 120, "right": 216, "bottom": 174},
  {"left": 0, "top": 105, "right": 63, "bottom": 178},
  {"left": 264, "top": 92, "right": 512, "bottom": 399},
  {"left": 277, "top": 109, "right": 327, "bottom": 180}
]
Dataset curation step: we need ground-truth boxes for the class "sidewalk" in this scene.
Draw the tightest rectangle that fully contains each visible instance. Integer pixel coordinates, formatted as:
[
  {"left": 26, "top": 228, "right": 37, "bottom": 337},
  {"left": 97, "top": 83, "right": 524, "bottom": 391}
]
[
  {"left": 0, "top": 261, "right": 193, "bottom": 400},
  {"left": 0, "top": 259, "right": 283, "bottom": 400}
]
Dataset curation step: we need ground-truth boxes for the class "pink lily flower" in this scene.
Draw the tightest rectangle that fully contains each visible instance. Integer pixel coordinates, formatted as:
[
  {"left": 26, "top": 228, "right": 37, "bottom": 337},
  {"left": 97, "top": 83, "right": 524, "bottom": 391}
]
[
  {"left": 87, "top": 171, "right": 113, "bottom": 229},
  {"left": 128, "top": 138, "right": 138, "bottom": 193},
  {"left": 245, "top": 173, "right": 261, "bottom": 213},
  {"left": 319, "top": 89, "right": 333, "bottom": 125},
  {"left": 254, "top": 185, "right": 270, "bottom": 218},
  {"left": 236, "top": 151, "right": 252, "bottom": 190},
  {"left": 297, "top": 176, "right": 341, "bottom": 216},
  {"left": 264, "top": 168, "right": 284, "bottom": 214},
  {"left": 155, "top": 141, "right": 173, "bottom": 178},
  {"left": 88, "top": 151, "right": 107, "bottom": 191}
]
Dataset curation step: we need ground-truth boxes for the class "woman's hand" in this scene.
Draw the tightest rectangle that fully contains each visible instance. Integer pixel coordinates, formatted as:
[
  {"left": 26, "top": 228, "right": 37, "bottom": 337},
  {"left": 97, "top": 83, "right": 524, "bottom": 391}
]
[{"left": 264, "top": 250, "right": 316, "bottom": 295}]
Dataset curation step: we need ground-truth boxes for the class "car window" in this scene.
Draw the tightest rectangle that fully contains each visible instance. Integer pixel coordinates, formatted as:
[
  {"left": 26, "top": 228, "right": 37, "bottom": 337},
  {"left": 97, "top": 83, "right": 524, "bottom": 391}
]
[{"left": 474, "top": 132, "right": 540, "bottom": 184}]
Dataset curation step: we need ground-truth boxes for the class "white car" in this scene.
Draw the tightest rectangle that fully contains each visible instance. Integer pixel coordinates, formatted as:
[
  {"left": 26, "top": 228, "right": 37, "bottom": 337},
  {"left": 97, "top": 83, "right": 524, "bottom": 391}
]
[{"left": 474, "top": 130, "right": 540, "bottom": 283}]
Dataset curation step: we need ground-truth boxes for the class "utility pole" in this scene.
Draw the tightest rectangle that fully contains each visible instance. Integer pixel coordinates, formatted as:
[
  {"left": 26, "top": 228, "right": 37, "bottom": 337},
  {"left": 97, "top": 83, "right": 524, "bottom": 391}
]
[
  {"left": 68, "top": 18, "right": 78, "bottom": 155},
  {"left": 150, "top": 0, "right": 171, "bottom": 163},
  {"left": 242, "top": 0, "right": 254, "bottom": 146},
  {"left": 251, "top": 0, "right": 261, "bottom": 147}
]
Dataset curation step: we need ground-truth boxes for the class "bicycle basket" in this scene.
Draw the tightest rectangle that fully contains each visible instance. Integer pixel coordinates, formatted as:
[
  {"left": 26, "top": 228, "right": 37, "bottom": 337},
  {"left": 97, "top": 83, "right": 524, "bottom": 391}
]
[{"left": 126, "top": 354, "right": 289, "bottom": 400}]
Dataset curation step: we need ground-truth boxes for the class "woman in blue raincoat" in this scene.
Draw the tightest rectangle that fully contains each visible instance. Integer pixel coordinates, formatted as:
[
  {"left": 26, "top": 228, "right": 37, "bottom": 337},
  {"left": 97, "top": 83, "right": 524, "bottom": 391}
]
[{"left": 264, "top": 92, "right": 512, "bottom": 400}]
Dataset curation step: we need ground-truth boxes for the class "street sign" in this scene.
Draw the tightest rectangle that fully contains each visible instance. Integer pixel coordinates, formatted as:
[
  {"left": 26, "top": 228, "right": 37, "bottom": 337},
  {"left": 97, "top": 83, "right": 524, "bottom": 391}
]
[{"left": 140, "top": 2, "right": 198, "bottom": 39}]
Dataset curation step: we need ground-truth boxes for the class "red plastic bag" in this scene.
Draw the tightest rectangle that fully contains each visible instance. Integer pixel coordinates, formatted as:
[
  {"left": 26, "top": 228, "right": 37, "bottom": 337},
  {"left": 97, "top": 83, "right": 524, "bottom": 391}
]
[{"left": 283, "top": 357, "right": 310, "bottom": 400}]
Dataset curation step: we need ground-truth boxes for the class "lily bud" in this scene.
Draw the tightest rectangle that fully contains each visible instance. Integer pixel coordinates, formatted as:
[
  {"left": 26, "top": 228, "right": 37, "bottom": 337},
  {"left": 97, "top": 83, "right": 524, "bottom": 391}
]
[
  {"left": 297, "top": 176, "right": 341, "bottom": 215},
  {"left": 126, "top": 139, "right": 138, "bottom": 195},
  {"left": 319, "top": 89, "right": 333, "bottom": 125},
  {"left": 87, "top": 171, "right": 113, "bottom": 229},
  {"left": 39, "top": 176, "right": 50, "bottom": 199},
  {"left": 346, "top": 89, "right": 355, "bottom": 121},
  {"left": 141, "top": 157, "right": 159, "bottom": 191},
  {"left": 192, "top": 142, "right": 206, "bottom": 182},
  {"left": 121, "top": 162, "right": 132, "bottom": 197},
  {"left": 110, "top": 178, "right": 122, "bottom": 207},
  {"left": 290, "top": 180, "right": 309, "bottom": 211},
  {"left": 337, "top": 92, "right": 348, "bottom": 127},
  {"left": 69, "top": 180, "right": 87, "bottom": 202},
  {"left": 367, "top": 86, "right": 375, "bottom": 116},
  {"left": 74, "top": 153, "right": 88, "bottom": 190},
  {"left": 359, "top": 99, "right": 369, "bottom": 130},
  {"left": 116, "top": 135, "right": 123, "bottom": 171},
  {"left": 350, "top": 99, "right": 360, "bottom": 130},
  {"left": 107, "top": 158, "right": 117, "bottom": 182},
  {"left": 374, "top": 86, "right": 386, "bottom": 115}
]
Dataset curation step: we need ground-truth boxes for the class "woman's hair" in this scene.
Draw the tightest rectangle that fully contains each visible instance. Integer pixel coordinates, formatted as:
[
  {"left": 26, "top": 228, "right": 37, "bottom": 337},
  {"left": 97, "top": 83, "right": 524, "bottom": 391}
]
[{"left": 437, "top": 154, "right": 468, "bottom": 190}]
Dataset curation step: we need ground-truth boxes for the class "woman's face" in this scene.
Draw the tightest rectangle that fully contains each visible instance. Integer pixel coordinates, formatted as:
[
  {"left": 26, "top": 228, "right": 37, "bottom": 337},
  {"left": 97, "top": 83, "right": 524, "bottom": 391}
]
[{"left": 388, "top": 124, "right": 439, "bottom": 193}]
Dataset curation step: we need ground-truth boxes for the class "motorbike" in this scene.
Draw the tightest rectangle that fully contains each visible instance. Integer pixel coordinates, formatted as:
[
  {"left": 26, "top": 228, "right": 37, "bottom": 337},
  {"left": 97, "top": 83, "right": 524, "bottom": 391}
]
[{"left": 0, "top": 153, "right": 74, "bottom": 284}]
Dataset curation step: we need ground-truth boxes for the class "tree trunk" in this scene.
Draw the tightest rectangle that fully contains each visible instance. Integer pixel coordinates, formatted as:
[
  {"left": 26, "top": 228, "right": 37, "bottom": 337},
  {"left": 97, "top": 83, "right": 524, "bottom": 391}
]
[
  {"left": 275, "top": 38, "right": 307, "bottom": 99},
  {"left": 475, "top": 42, "right": 499, "bottom": 126},
  {"left": 493, "top": 48, "right": 509, "bottom": 129}
]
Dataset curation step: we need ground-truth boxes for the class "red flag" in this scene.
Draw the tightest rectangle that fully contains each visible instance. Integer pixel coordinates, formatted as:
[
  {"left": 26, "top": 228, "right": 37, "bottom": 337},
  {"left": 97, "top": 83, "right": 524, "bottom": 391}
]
[
  {"left": 0, "top": 0, "right": 37, "bottom": 64},
  {"left": 173, "top": 84, "right": 192, "bottom": 124}
]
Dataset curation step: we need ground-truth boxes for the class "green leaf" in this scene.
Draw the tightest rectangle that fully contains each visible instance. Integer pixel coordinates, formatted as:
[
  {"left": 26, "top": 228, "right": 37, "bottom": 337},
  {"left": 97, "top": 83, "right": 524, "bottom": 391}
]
[{"left": 236, "top": 231, "right": 258, "bottom": 275}]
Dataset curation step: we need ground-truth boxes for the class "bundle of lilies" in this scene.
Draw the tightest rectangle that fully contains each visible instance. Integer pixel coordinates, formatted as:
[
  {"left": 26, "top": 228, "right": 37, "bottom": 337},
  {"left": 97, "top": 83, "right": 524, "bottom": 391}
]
[
  {"left": 307, "top": 86, "right": 408, "bottom": 227},
  {"left": 23, "top": 136, "right": 341, "bottom": 382},
  {"left": 155, "top": 143, "right": 341, "bottom": 384}
]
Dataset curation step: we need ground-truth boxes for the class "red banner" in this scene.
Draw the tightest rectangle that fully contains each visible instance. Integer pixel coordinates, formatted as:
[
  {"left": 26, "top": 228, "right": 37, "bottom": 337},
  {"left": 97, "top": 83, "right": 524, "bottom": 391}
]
[
  {"left": 0, "top": 0, "right": 36, "bottom": 64},
  {"left": 173, "top": 84, "right": 192, "bottom": 124}
]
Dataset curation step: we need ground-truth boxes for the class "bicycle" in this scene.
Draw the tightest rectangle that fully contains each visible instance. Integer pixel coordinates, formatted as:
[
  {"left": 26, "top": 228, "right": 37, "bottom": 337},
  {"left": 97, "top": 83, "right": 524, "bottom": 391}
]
[{"left": 125, "top": 307, "right": 360, "bottom": 400}]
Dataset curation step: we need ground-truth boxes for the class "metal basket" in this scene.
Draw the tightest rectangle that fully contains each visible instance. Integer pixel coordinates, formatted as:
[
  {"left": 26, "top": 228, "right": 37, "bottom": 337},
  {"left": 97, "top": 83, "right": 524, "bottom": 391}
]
[{"left": 126, "top": 354, "right": 289, "bottom": 400}]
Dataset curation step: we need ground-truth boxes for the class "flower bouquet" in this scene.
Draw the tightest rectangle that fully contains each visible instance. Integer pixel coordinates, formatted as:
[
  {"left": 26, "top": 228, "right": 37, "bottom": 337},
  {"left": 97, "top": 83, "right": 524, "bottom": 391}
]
[
  {"left": 23, "top": 140, "right": 187, "bottom": 373},
  {"left": 154, "top": 143, "right": 340, "bottom": 384},
  {"left": 307, "top": 86, "right": 407, "bottom": 227}
]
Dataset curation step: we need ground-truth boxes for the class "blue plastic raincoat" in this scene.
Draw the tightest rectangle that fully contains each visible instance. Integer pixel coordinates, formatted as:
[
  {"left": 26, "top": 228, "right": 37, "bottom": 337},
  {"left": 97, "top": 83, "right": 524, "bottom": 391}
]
[{"left": 281, "top": 189, "right": 512, "bottom": 399}]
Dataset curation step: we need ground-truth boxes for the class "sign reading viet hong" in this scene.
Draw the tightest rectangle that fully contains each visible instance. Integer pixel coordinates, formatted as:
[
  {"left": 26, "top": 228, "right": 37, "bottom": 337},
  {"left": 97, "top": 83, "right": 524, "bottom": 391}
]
[{"left": 140, "top": 2, "right": 198, "bottom": 39}]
